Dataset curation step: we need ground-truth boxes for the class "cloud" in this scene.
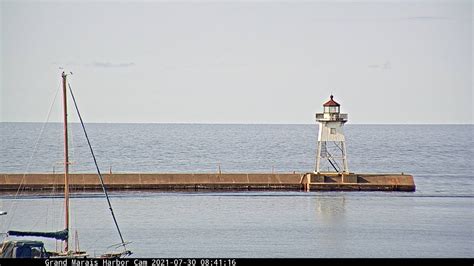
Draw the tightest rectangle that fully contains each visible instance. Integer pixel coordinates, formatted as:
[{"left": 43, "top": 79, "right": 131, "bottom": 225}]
[
  {"left": 90, "top": 62, "right": 135, "bottom": 68},
  {"left": 308, "top": 16, "right": 452, "bottom": 23},
  {"left": 368, "top": 61, "right": 391, "bottom": 70},
  {"left": 51, "top": 62, "right": 80, "bottom": 67},
  {"left": 403, "top": 16, "right": 450, "bottom": 21}
]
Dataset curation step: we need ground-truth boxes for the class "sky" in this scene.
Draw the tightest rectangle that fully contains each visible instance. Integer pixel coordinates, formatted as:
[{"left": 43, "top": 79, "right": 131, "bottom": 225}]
[{"left": 0, "top": 0, "right": 472, "bottom": 124}]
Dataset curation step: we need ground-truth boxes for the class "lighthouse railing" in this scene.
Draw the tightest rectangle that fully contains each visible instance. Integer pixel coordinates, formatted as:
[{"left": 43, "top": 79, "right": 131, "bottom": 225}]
[{"left": 315, "top": 113, "right": 348, "bottom": 121}]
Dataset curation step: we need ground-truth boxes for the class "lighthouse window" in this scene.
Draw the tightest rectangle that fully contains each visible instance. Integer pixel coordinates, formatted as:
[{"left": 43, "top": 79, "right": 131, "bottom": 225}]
[{"left": 330, "top": 128, "right": 336, "bottom": 134}]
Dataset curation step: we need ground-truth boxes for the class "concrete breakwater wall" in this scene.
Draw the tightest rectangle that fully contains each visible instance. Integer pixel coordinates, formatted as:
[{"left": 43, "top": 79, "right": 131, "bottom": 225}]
[{"left": 0, "top": 173, "right": 415, "bottom": 192}]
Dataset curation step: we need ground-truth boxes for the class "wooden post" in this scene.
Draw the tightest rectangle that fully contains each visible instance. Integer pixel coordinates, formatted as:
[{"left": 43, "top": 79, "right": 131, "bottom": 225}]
[{"left": 306, "top": 173, "right": 311, "bottom": 192}]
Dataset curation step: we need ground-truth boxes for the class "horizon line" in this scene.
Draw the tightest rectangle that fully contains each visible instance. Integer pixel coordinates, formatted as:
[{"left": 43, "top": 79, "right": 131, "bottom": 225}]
[{"left": 1, "top": 121, "right": 473, "bottom": 125}]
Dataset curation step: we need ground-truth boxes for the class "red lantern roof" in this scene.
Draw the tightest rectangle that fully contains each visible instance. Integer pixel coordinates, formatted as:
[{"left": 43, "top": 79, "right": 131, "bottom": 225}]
[{"left": 323, "top": 95, "right": 340, "bottom": 107}]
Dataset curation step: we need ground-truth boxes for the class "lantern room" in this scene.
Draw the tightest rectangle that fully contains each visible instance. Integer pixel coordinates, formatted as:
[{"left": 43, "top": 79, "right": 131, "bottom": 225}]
[{"left": 323, "top": 95, "right": 340, "bottom": 113}]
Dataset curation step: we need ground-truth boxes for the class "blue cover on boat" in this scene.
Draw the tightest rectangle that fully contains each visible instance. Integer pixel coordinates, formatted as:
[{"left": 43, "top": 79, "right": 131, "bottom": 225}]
[{"left": 7, "top": 229, "right": 68, "bottom": 241}]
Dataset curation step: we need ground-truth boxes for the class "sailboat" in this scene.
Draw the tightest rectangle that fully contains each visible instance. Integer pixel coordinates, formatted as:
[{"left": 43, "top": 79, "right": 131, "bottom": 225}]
[{"left": 0, "top": 72, "right": 132, "bottom": 258}]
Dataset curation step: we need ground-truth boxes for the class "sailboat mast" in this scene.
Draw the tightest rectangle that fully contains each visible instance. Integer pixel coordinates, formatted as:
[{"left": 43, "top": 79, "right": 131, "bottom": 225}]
[{"left": 62, "top": 71, "right": 70, "bottom": 252}]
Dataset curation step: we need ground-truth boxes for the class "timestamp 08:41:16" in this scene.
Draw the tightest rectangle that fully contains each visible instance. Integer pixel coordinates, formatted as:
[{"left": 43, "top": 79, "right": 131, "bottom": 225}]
[{"left": 151, "top": 259, "right": 237, "bottom": 266}]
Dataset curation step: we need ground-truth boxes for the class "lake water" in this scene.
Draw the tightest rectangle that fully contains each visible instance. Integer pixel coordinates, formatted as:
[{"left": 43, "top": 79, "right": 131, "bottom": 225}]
[{"left": 0, "top": 123, "right": 472, "bottom": 257}]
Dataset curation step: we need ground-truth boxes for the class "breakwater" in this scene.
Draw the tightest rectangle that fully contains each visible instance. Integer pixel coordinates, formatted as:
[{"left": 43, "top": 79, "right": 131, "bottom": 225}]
[{"left": 0, "top": 172, "right": 415, "bottom": 191}]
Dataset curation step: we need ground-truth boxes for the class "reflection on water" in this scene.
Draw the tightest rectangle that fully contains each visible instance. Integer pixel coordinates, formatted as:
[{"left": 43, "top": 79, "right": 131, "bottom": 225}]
[
  {"left": 315, "top": 196, "right": 345, "bottom": 224},
  {"left": 312, "top": 195, "right": 347, "bottom": 254}
]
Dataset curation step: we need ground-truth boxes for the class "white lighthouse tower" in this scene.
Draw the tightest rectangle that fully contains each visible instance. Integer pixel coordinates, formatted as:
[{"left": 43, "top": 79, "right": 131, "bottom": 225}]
[{"left": 315, "top": 95, "right": 349, "bottom": 174}]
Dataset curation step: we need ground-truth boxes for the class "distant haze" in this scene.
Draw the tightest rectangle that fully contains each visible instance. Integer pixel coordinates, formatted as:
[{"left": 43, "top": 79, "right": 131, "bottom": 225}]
[{"left": 1, "top": 0, "right": 472, "bottom": 124}]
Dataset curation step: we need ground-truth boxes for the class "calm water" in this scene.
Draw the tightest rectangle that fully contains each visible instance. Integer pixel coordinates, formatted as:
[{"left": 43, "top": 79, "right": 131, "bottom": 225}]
[{"left": 0, "top": 123, "right": 473, "bottom": 257}]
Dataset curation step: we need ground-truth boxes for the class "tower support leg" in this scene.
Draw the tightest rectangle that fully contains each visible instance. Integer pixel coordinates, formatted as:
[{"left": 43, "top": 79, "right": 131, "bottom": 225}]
[
  {"left": 315, "top": 141, "right": 322, "bottom": 173},
  {"left": 341, "top": 141, "right": 349, "bottom": 173}
]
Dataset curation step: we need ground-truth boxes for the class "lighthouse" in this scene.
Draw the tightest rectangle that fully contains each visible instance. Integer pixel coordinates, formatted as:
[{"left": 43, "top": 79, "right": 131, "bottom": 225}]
[{"left": 315, "top": 95, "right": 349, "bottom": 174}]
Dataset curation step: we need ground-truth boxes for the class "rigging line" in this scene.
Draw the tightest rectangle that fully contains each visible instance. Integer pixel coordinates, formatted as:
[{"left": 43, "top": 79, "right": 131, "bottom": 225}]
[
  {"left": 67, "top": 83, "right": 128, "bottom": 252},
  {"left": 68, "top": 119, "right": 78, "bottom": 238},
  {"left": 3, "top": 81, "right": 62, "bottom": 233},
  {"left": 48, "top": 162, "right": 61, "bottom": 234}
]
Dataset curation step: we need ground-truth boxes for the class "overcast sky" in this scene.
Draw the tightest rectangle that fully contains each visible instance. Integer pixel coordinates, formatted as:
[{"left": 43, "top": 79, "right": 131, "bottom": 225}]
[{"left": 1, "top": 0, "right": 472, "bottom": 124}]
